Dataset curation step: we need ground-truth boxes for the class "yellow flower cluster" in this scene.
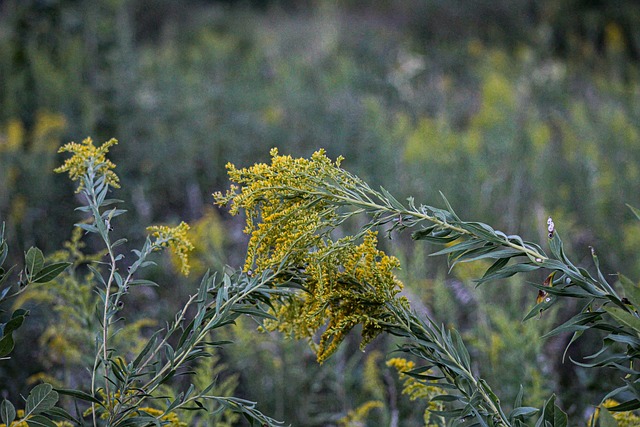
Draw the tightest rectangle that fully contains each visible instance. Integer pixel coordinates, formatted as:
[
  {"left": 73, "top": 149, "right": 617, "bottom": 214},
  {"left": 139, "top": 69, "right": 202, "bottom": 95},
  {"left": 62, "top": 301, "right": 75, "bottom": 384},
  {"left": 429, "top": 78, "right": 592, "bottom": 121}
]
[
  {"left": 337, "top": 400, "right": 384, "bottom": 427},
  {"left": 591, "top": 399, "right": 640, "bottom": 427},
  {"left": 216, "top": 149, "right": 407, "bottom": 363},
  {"left": 214, "top": 148, "right": 347, "bottom": 272},
  {"left": 270, "top": 232, "right": 407, "bottom": 362},
  {"left": 138, "top": 407, "right": 187, "bottom": 427},
  {"left": 387, "top": 357, "right": 446, "bottom": 427},
  {"left": 147, "top": 222, "right": 195, "bottom": 276},
  {"left": 54, "top": 137, "right": 120, "bottom": 192}
]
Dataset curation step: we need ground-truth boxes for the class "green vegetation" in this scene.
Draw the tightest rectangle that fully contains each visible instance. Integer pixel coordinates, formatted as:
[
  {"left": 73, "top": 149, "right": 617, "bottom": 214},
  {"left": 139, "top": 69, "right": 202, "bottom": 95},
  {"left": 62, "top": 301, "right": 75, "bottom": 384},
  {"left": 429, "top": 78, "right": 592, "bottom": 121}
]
[{"left": 2, "top": 1, "right": 640, "bottom": 425}]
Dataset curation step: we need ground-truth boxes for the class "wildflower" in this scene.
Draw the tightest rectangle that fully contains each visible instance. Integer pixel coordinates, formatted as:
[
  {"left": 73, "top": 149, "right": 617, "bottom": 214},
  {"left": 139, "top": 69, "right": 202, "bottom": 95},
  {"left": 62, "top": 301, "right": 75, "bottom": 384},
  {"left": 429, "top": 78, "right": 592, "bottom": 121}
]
[
  {"left": 214, "top": 148, "right": 348, "bottom": 272},
  {"left": 387, "top": 358, "right": 446, "bottom": 427},
  {"left": 54, "top": 137, "right": 120, "bottom": 192},
  {"left": 147, "top": 222, "right": 195, "bottom": 276},
  {"left": 217, "top": 149, "right": 408, "bottom": 362}
]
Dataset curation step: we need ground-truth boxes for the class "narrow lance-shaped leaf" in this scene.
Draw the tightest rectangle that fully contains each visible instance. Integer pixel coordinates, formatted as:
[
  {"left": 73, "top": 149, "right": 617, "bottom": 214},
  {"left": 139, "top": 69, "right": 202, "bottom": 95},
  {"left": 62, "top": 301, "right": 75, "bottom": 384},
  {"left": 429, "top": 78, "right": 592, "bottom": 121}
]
[
  {"left": 26, "top": 415, "right": 57, "bottom": 427},
  {"left": 618, "top": 275, "right": 640, "bottom": 310},
  {"left": 627, "top": 204, "right": 640, "bottom": 222},
  {"left": 604, "top": 306, "right": 640, "bottom": 334}
]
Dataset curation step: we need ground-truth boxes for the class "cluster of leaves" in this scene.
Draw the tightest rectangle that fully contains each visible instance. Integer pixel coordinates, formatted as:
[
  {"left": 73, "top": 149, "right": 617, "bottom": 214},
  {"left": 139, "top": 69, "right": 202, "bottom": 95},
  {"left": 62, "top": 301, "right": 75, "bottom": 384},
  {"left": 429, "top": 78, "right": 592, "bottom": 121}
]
[{"left": 0, "top": 223, "right": 70, "bottom": 359}]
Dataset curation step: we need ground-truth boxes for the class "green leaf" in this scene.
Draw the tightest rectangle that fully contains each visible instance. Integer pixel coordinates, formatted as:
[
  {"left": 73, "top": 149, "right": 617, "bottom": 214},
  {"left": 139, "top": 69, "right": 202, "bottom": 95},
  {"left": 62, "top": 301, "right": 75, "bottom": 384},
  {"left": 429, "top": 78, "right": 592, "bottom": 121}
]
[
  {"left": 0, "top": 334, "right": 14, "bottom": 357},
  {"left": 553, "top": 406, "right": 568, "bottom": 427},
  {"left": 4, "top": 309, "right": 28, "bottom": 335},
  {"left": 54, "top": 388, "right": 104, "bottom": 406},
  {"left": 523, "top": 297, "right": 558, "bottom": 322},
  {"left": 475, "top": 263, "right": 539, "bottom": 284},
  {"left": 0, "top": 265, "right": 17, "bottom": 290},
  {"left": 1, "top": 399, "right": 16, "bottom": 425},
  {"left": 536, "top": 395, "right": 567, "bottom": 427},
  {"left": 128, "top": 279, "right": 158, "bottom": 287},
  {"left": 26, "top": 415, "right": 57, "bottom": 427},
  {"left": 510, "top": 407, "right": 539, "bottom": 419},
  {"left": 25, "top": 384, "right": 58, "bottom": 417},
  {"left": 0, "top": 310, "right": 26, "bottom": 357},
  {"left": 75, "top": 223, "right": 98, "bottom": 233},
  {"left": 604, "top": 306, "right": 640, "bottom": 333},
  {"left": 451, "top": 329, "right": 470, "bottom": 369},
  {"left": 25, "top": 247, "right": 45, "bottom": 280},
  {"left": 116, "top": 415, "right": 161, "bottom": 427},
  {"left": 231, "top": 306, "right": 277, "bottom": 320},
  {"left": 619, "top": 275, "right": 640, "bottom": 310},
  {"left": 513, "top": 385, "right": 524, "bottom": 409},
  {"left": 32, "top": 263, "right": 71, "bottom": 283},
  {"left": 380, "top": 186, "right": 405, "bottom": 210},
  {"left": 43, "top": 407, "right": 77, "bottom": 423},
  {"left": 606, "top": 399, "right": 640, "bottom": 412},
  {"left": 627, "top": 204, "right": 640, "bottom": 221},
  {"left": 132, "top": 330, "right": 162, "bottom": 368},
  {"left": 541, "top": 312, "right": 602, "bottom": 339},
  {"left": 598, "top": 407, "right": 618, "bottom": 427}
]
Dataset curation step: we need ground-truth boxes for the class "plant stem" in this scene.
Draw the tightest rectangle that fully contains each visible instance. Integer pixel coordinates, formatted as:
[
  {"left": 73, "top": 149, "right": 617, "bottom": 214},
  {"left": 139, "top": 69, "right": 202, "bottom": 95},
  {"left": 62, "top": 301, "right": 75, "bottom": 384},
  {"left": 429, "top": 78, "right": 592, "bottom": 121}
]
[
  {"left": 316, "top": 190, "right": 548, "bottom": 262},
  {"left": 387, "top": 305, "right": 510, "bottom": 426}
]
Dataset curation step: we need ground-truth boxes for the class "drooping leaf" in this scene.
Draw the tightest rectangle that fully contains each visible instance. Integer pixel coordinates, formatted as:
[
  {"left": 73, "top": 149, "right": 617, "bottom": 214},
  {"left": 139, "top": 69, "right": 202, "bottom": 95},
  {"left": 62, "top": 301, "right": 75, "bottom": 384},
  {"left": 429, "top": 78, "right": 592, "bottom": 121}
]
[
  {"left": 604, "top": 306, "right": 640, "bottom": 333},
  {"left": 54, "top": 389, "right": 103, "bottom": 406},
  {"left": 32, "top": 263, "right": 71, "bottom": 283},
  {"left": 43, "top": 406, "right": 77, "bottom": 423},
  {"left": 510, "top": 407, "right": 539, "bottom": 419},
  {"left": 618, "top": 275, "right": 640, "bottom": 310},
  {"left": 26, "top": 415, "right": 57, "bottom": 427},
  {"left": 606, "top": 399, "right": 640, "bottom": 412}
]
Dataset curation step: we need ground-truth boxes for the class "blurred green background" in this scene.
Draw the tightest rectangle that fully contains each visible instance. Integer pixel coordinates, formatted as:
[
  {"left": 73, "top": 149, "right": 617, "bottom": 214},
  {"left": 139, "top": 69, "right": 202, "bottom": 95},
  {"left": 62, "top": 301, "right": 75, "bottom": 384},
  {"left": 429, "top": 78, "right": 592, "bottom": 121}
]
[{"left": 1, "top": 0, "right": 640, "bottom": 425}]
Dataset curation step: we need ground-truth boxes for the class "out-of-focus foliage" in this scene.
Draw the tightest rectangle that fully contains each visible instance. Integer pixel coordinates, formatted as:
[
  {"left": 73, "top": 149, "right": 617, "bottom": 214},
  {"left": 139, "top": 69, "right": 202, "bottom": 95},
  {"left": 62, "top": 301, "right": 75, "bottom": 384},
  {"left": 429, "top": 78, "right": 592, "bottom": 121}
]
[{"left": 2, "top": 0, "right": 640, "bottom": 425}]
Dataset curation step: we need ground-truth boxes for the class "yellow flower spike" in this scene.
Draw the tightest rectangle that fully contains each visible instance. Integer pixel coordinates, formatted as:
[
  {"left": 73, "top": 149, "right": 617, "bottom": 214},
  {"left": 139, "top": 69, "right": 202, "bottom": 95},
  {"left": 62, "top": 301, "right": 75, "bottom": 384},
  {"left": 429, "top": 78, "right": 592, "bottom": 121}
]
[
  {"left": 147, "top": 222, "right": 195, "bottom": 276},
  {"left": 54, "top": 137, "right": 120, "bottom": 192},
  {"left": 217, "top": 149, "right": 408, "bottom": 363}
]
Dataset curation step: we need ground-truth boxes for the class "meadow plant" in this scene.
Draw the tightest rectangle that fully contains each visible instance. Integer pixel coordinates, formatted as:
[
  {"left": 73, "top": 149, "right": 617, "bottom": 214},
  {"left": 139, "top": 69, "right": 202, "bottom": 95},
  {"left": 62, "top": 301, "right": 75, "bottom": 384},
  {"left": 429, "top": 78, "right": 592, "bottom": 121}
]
[
  {"left": 1, "top": 137, "right": 286, "bottom": 426},
  {"left": 216, "top": 148, "right": 640, "bottom": 426},
  {"left": 2, "top": 140, "right": 640, "bottom": 426}
]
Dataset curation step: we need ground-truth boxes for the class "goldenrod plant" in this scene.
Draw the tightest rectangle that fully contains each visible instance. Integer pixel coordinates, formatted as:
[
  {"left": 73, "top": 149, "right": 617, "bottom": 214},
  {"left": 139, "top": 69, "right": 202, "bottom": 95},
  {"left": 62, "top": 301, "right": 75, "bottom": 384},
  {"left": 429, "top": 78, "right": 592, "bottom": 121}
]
[
  {"left": 216, "top": 148, "right": 640, "bottom": 426},
  {"left": 1, "top": 137, "right": 285, "bottom": 426},
  {"left": 3, "top": 139, "right": 640, "bottom": 426}
]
